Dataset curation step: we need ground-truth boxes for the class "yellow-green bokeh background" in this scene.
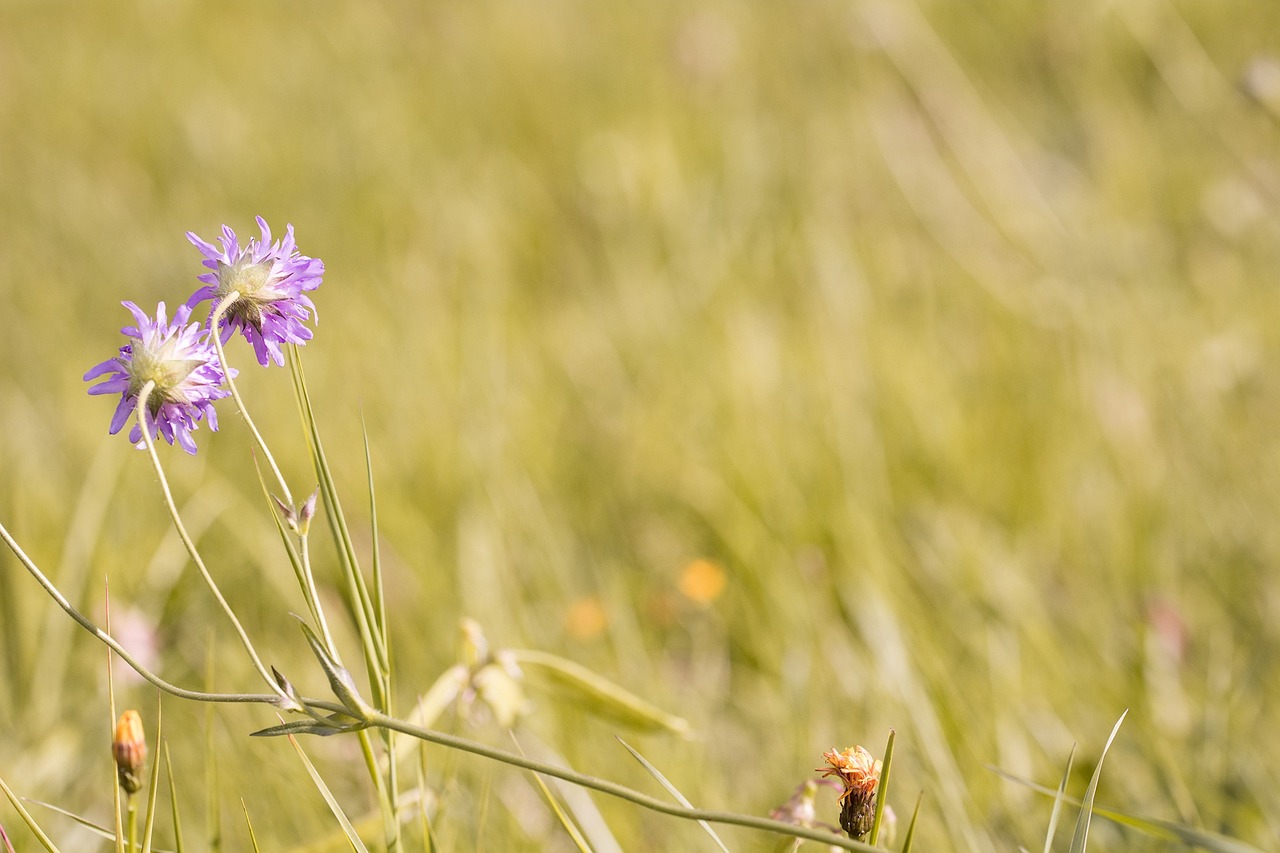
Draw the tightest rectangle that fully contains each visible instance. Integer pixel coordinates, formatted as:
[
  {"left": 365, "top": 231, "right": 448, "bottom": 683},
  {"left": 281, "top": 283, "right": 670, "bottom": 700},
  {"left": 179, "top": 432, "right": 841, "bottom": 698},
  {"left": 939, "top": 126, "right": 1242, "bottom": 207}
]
[{"left": 3, "top": 0, "right": 1280, "bottom": 849}]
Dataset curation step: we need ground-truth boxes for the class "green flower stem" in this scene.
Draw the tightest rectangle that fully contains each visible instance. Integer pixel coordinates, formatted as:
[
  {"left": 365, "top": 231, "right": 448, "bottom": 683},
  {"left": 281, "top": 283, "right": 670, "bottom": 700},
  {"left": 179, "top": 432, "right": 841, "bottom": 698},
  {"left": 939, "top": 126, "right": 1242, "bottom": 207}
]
[
  {"left": 135, "top": 383, "right": 279, "bottom": 697},
  {"left": 0, "top": 516, "right": 346, "bottom": 714},
  {"left": 298, "top": 532, "right": 339, "bottom": 664},
  {"left": 355, "top": 728, "right": 401, "bottom": 852},
  {"left": 209, "top": 291, "right": 294, "bottom": 507},
  {"left": 126, "top": 795, "right": 137, "bottom": 853},
  {"left": 365, "top": 711, "right": 879, "bottom": 853}
]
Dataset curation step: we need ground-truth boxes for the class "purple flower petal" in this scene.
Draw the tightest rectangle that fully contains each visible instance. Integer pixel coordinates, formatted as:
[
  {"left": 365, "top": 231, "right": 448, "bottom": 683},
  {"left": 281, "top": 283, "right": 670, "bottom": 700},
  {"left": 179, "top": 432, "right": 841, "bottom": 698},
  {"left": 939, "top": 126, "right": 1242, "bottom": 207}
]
[
  {"left": 185, "top": 218, "right": 324, "bottom": 367},
  {"left": 85, "top": 301, "right": 234, "bottom": 454}
]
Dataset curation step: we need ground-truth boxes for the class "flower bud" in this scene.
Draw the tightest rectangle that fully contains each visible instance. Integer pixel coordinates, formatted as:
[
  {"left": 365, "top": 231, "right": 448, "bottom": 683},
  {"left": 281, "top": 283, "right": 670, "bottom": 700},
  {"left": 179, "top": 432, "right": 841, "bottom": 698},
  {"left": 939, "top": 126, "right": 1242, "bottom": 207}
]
[{"left": 112, "top": 710, "right": 147, "bottom": 795}]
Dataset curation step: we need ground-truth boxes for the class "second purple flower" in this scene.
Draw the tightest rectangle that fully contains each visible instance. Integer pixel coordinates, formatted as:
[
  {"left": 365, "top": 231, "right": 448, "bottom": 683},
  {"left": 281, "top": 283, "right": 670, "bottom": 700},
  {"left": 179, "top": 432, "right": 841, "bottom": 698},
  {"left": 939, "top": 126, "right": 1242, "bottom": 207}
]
[{"left": 186, "top": 217, "right": 324, "bottom": 367}]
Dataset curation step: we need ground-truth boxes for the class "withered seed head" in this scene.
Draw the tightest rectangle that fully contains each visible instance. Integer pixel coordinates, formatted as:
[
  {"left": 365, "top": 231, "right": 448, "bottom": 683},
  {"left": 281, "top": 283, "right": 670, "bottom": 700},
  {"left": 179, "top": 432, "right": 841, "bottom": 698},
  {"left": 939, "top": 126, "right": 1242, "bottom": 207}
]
[{"left": 817, "top": 745, "right": 882, "bottom": 839}]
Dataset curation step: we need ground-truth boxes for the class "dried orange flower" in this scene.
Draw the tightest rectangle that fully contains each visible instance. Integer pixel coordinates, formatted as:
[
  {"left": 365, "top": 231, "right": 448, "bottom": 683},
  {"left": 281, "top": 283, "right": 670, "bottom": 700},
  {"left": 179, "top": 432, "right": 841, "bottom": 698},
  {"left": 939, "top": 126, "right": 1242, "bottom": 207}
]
[
  {"left": 112, "top": 710, "right": 147, "bottom": 795},
  {"left": 817, "top": 745, "right": 881, "bottom": 838}
]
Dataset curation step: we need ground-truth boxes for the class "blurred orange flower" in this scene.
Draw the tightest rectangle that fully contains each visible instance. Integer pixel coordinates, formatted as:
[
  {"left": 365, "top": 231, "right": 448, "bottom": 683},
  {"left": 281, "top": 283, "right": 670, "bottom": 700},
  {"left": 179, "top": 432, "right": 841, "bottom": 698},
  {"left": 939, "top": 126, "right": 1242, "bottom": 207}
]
[{"left": 678, "top": 558, "right": 727, "bottom": 604}]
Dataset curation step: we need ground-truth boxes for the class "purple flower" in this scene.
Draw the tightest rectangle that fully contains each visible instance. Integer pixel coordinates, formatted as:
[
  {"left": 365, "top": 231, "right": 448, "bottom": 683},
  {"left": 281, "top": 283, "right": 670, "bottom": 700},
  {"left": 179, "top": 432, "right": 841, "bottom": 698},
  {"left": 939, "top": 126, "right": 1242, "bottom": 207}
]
[
  {"left": 84, "top": 301, "right": 233, "bottom": 455},
  {"left": 186, "top": 217, "right": 324, "bottom": 367}
]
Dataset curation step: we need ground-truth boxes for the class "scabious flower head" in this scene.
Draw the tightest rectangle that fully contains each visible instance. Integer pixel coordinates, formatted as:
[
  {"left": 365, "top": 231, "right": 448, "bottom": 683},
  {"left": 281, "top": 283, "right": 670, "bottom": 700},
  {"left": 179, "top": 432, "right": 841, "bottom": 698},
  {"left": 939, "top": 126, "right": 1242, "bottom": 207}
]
[
  {"left": 817, "top": 745, "right": 882, "bottom": 838},
  {"left": 186, "top": 216, "right": 324, "bottom": 367},
  {"left": 83, "top": 301, "right": 233, "bottom": 454}
]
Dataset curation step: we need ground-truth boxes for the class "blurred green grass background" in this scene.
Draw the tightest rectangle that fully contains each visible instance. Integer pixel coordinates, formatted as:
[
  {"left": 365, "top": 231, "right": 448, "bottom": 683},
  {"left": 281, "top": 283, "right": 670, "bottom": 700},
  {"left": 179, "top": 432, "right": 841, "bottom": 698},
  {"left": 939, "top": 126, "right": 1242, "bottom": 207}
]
[{"left": 3, "top": 0, "right": 1280, "bottom": 849}]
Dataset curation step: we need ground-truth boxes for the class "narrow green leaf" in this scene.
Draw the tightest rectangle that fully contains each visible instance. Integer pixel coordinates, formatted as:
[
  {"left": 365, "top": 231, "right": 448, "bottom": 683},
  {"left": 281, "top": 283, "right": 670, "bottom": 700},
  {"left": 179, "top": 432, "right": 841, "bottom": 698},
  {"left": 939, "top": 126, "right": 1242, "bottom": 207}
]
[
  {"left": 361, "top": 420, "right": 389, "bottom": 663},
  {"left": 901, "top": 791, "right": 923, "bottom": 853},
  {"left": 993, "top": 765, "right": 1265, "bottom": 853},
  {"left": 241, "top": 801, "right": 262, "bottom": 853},
  {"left": 22, "top": 800, "right": 176, "bottom": 853},
  {"left": 508, "top": 649, "right": 691, "bottom": 737},
  {"left": 1043, "top": 745, "right": 1076, "bottom": 853},
  {"left": 289, "top": 350, "right": 388, "bottom": 701},
  {"left": 140, "top": 701, "right": 164, "bottom": 853},
  {"left": 163, "top": 744, "right": 185, "bottom": 853},
  {"left": 105, "top": 591, "right": 123, "bottom": 853},
  {"left": 512, "top": 739, "right": 594, "bottom": 853},
  {"left": 250, "top": 715, "right": 363, "bottom": 738},
  {"left": 617, "top": 738, "right": 728, "bottom": 853},
  {"left": 297, "top": 618, "right": 374, "bottom": 721},
  {"left": 285, "top": 731, "right": 371, "bottom": 853},
  {"left": 0, "top": 775, "right": 60, "bottom": 853},
  {"left": 204, "top": 640, "right": 221, "bottom": 853},
  {"left": 868, "top": 728, "right": 894, "bottom": 846},
  {"left": 1069, "top": 710, "right": 1125, "bottom": 853}
]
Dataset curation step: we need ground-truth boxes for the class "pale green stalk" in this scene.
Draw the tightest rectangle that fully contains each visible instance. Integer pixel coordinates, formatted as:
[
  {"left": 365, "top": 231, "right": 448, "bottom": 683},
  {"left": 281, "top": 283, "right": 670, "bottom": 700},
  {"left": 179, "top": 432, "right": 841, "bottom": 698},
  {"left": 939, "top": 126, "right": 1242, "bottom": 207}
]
[
  {"left": 366, "top": 711, "right": 879, "bottom": 852},
  {"left": 208, "top": 308, "right": 341, "bottom": 683},
  {"left": 126, "top": 798, "right": 137, "bottom": 853},
  {"left": 208, "top": 292, "right": 293, "bottom": 506},
  {"left": 298, "top": 531, "right": 339, "bottom": 661},
  {"left": 0, "top": 518, "right": 346, "bottom": 711},
  {"left": 134, "top": 383, "right": 279, "bottom": 696},
  {"left": 289, "top": 351, "right": 399, "bottom": 849}
]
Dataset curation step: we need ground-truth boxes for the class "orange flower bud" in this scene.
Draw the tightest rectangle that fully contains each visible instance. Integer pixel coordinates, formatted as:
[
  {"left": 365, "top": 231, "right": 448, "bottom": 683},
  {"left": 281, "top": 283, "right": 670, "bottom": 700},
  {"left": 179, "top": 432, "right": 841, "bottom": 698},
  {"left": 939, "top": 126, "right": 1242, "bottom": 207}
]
[{"left": 112, "top": 710, "right": 147, "bottom": 795}]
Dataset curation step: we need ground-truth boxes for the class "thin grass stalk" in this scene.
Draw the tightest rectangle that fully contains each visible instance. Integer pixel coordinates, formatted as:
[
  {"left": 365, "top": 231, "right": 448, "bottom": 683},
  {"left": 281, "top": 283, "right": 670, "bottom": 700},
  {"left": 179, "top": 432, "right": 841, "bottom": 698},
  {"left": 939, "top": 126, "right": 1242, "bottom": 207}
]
[
  {"left": 140, "top": 699, "right": 163, "bottom": 853},
  {"left": 363, "top": 425, "right": 399, "bottom": 846},
  {"left": 164, "top": 745, "right": 185, "bottom": 853},
  {"left": 253, "top": 463, "right": 332, "bottom": 650},
  {"left": 134, "top": 383, "right": 279, "bottom": 696},
  {"left": 0, "top": 774, "right": 60, "bottom": 853},
  {"left": 106, "top": 590, "right": 124, "bottom": 853},
  {"left": 209, "top": 292, "right": 293, "bottom": 506},
  {"left": 367, "top": 711, "right": 879, "bottom": 852},
  {"left": 289, "top": 350, "right": 388, "bottom": 683},
  {"left": 0, "top": 521, "right": 353, "bottom": 713}
]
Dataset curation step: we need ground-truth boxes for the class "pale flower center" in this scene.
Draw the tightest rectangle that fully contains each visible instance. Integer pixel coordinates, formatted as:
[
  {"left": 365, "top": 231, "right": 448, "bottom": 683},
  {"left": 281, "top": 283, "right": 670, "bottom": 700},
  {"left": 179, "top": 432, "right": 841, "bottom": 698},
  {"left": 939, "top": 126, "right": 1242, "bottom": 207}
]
[
  {"left": 128, "top": 338, "right": 204, "bottom": 411},
  {"left": 217, "top": 258, "right": 281, "bottom": 330}
]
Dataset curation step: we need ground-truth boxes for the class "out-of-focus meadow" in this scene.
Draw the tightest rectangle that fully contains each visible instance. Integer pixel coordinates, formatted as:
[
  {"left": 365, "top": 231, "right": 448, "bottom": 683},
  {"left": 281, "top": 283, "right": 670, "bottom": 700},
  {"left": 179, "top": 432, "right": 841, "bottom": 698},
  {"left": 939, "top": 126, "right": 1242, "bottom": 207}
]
[{"left": 3, "top": 0, "right": 1280, "bottom": 849}]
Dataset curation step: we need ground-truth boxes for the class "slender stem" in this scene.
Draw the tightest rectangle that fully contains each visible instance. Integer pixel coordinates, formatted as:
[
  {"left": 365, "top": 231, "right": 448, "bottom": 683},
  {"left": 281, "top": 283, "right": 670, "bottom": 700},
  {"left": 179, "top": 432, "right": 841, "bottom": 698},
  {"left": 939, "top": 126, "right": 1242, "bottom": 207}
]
[
  {"left": 209, "top": 291, "right": 293, "bottom": 506},
  {"left": 299, "top": 532, "right": 339, "bottom": 659},
  {"left": 0, "top": 517, "right": 345, "bottom": 713},
  {"left": 126, "top": 797, "right": 138, "bottom": 853},
  {"left": 355, "top": 728, "right": 400, "bottom": 852},
  {"left": 366, "top": 712, "right": 878, "bottom": 852},
  {"left": 135, "top": 384, "right": 279, "bottom": 696}
]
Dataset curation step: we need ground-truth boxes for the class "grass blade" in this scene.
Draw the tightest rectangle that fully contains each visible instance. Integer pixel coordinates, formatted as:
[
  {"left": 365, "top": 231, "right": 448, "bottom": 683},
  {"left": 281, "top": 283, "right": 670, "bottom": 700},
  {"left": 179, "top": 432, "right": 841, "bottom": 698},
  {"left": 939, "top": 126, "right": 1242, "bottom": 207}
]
[
  {"left": 992, "top": 765, "right": 1264, "bottom": 852},
  {"left": 511, "top": 736, "right": 593, "bottom": 853},
  {"left": 141, "top": 699, "right": 164, "bottom": 853},
  {"left": 285, "top": 731, "right": 371, "bottom": 853},
  {"left": 900, "top": 792, "right": 923, "bottom": 853},
  {"left": 164, "top": 744, "right": 185, "bottom": 853},
  {"left": 868, "top": 729, "right": 894, "bottom": 847},
  {"left": 1069, "top": 709, "right": 1126, "bottom": 853},
  {"left": 1043, "top": 744, "right": 1075, "bottom": 853},
  {"left": 288, "top": 349, "right": 387, "bottom": 699},
  {"left": 0, "top": 775, "right": 60, "bottom": 853},
  {"left": 242, "top": 801, "right": 262, "bottom": 853},
  {"left": 617, "top": 738, "right": 729, "bottom": 853}
]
